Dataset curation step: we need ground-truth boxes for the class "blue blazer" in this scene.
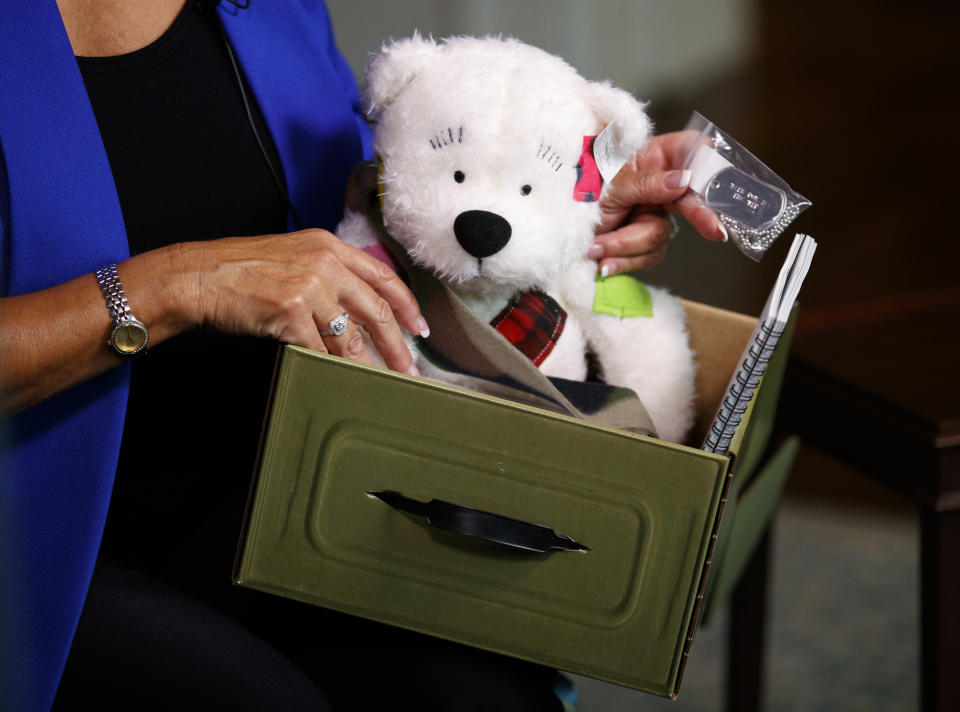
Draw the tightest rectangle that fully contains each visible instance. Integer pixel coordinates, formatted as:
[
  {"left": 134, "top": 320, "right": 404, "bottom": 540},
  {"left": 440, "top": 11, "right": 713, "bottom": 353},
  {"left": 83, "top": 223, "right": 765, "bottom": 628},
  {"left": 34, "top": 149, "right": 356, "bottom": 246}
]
[{"left": 0, "top": 2, "right": 371, "bottom": 709}]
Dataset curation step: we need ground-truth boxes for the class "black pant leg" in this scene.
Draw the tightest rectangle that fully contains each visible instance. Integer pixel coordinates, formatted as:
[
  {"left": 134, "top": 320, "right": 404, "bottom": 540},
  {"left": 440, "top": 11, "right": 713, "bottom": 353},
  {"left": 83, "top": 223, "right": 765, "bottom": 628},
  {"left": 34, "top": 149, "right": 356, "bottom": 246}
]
[
  {"left": 232, "top": 598, "right": 563, "bottom": 712},
  {"left": 57, "top": 553, "right": 562, "bottom": 712},
  {"left": 319, "top": 630, "right": 564, "bottom": 712},
  {"left": 53, "top": 559, "right": 331, "bottom": 712}
]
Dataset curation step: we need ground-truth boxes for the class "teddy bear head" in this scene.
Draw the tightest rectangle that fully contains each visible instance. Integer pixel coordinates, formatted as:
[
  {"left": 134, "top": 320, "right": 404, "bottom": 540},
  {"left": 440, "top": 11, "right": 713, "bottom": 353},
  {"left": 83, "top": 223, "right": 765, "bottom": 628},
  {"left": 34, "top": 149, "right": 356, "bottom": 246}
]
[{"left": 366, "top": 35, "right": 652, "bottom": 295}]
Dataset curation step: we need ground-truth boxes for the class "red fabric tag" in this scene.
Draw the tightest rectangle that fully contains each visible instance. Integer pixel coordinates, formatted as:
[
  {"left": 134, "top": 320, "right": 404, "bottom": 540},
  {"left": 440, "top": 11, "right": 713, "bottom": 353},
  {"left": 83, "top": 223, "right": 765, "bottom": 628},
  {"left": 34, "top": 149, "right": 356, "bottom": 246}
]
[
  {"left": 490, "top": 290, "right": 567, "bottom": 367},
  {"left": 573, "top": 135, "right": 602, "bottom": 203}
]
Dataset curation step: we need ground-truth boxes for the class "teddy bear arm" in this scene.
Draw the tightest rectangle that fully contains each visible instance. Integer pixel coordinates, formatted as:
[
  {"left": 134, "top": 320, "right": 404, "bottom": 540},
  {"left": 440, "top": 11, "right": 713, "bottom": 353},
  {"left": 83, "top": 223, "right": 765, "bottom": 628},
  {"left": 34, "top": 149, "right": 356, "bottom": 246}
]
[{"left": 573, "top": 289, "right": 697, "bottom": 443}]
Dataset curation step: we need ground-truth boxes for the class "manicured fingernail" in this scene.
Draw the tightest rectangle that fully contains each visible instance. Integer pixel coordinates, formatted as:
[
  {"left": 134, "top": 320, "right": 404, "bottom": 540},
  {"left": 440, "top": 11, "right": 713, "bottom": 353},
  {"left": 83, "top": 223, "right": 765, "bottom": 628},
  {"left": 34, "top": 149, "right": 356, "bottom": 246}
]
[
  {"left": 416, "top": 317, "right": 430, "bottom": 338},
  {"left": 600, "top": 262, "right": 613, "bottom": 278},
  {"left": 407, "top": 363, "right": 422, "bottom": 378},
  {"left": 587, "top": 243, "right": 604, "bottom": 260},
  {"left": 664, "top": 169, "right": 692, "bottom": 190},
  {"left": 718, "top": 223, "right": 729, "bottom": 242}
]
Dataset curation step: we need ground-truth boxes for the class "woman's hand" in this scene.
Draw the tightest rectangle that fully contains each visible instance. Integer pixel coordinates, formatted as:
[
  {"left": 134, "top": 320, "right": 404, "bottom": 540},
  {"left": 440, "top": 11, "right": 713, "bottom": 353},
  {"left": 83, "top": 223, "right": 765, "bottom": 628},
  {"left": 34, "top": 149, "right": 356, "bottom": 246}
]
[
  {"left": 590, "top": 131, "right": 728, "bottom": 276},
  {"left": 176, "top": 229, "right": 427, "bottom": 375},
  {"left": 0, "top": 228, "right": 427, "bottom": 415}
]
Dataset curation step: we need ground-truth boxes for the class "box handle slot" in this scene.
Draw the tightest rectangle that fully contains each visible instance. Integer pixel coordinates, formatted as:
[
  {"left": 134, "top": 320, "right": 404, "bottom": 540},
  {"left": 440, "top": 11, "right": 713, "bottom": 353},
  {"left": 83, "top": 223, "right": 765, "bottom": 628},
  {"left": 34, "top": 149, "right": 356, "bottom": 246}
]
[{"left": 367, "top": 490, "right": 589, "bottom": 554}]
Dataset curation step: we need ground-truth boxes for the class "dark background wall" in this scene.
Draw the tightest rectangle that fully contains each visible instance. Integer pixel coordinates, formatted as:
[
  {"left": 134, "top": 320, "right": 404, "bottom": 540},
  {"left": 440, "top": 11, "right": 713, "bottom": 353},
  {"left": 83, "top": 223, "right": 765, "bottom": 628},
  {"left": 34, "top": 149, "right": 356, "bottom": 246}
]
[{"left": 329, "top": 0, "right": 960, "bottom": 505}]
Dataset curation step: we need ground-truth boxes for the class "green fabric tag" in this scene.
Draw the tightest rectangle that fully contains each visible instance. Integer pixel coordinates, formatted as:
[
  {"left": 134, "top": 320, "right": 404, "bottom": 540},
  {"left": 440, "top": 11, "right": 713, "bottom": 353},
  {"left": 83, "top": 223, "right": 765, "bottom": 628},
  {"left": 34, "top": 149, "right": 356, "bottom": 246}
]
[{"left": 592, "top": 273, "right": 653, "bottom": 318}]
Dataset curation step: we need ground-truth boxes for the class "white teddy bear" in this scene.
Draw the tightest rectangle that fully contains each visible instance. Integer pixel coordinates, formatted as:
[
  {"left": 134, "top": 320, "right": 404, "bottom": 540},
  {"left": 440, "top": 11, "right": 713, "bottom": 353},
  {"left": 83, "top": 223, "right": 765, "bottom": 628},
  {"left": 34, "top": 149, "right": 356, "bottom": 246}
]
[{"left": 338, "top": 35, "right": 696, "bottom": 443}]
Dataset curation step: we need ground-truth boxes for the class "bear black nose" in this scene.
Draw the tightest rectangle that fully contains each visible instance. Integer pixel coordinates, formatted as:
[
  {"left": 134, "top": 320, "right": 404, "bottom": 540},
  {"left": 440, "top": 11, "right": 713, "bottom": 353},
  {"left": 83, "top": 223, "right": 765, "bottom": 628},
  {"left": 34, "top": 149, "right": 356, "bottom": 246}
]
[{"left": 454, "top": 210, "right": 512, "bottom": 259}]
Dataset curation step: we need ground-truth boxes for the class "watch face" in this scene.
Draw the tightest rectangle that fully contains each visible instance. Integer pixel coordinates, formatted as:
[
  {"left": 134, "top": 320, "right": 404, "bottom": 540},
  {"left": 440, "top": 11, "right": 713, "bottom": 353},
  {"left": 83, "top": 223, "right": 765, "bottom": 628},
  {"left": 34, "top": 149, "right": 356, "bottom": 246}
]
[{"left": 113, "top": 321, "right": 148, "bottom": 355}]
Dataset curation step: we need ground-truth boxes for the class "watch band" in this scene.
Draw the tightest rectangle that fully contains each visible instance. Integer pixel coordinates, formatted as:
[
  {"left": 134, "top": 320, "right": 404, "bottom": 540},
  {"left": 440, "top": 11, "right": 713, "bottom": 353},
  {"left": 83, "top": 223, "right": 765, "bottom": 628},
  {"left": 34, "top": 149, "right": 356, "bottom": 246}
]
[
  {"left": 95, "top": 264, "right": 149, "bottom": 356},
  {"left": 95, "top": 264, "right": 133, "bottom": 323}
]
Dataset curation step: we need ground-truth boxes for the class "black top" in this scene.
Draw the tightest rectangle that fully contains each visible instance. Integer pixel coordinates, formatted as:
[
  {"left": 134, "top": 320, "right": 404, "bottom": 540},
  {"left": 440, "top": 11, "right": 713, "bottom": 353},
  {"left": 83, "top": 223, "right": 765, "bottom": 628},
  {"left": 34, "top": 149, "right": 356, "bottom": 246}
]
[{"left": 79, "top": 3, "right": 288, "bottom": 586}]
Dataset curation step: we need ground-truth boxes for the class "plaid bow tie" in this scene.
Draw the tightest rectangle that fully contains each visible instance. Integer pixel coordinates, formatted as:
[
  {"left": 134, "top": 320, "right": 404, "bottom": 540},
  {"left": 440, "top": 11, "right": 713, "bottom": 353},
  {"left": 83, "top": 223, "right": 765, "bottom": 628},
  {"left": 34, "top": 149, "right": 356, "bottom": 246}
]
[{"left": 490, "top": 290, "right": 567, "bottom": 367}]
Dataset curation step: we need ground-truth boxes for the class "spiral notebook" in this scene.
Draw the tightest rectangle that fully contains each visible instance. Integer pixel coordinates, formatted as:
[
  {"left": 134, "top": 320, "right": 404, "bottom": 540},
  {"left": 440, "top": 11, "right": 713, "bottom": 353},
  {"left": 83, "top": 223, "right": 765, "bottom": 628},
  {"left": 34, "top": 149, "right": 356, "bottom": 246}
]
[{"left": 703, "top": 233, "right": 817, "bottom": 453}]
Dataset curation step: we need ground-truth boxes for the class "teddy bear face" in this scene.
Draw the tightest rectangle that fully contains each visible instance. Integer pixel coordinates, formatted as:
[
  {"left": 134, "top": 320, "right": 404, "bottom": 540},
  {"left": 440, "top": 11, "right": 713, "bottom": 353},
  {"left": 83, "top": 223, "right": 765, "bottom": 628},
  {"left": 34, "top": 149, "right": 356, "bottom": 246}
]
[
  {"left": 368, "top": 37, "right": 648, "bottom": 295},
  {"left": 378, "top": 119, "right": 601, "bottom": 293}
]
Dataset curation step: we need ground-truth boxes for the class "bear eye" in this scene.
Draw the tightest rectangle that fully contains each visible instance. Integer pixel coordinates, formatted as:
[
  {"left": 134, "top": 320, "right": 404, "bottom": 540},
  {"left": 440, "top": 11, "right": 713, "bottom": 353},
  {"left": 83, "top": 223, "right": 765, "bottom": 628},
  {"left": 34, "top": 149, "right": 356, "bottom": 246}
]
[
  {"left": 454, "top": 170, "right": 465, "bottom": 183},
  {"left": 520, "top": 184, "right": 532, "bottom": 196}
]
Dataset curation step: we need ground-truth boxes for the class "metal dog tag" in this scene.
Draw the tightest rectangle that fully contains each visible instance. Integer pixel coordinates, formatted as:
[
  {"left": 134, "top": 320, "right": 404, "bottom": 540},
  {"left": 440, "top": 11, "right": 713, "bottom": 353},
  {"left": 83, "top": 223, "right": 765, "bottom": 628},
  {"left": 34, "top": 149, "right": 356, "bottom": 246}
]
[
  {"left": 702, "top": 165, "right": 801, "bottom": 252},
  {"left": 704, "top": 166, "right": 785, "bottom": 231}
]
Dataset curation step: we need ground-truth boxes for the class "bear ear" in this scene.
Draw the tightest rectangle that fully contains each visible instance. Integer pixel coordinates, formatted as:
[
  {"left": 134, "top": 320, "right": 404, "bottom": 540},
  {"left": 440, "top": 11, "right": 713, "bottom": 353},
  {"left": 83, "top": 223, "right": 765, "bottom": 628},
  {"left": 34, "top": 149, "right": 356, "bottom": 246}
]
[
  {"left": 587, "top": 81, "right": 653, "bottom": 158},
  {"left": 365, "top": 32, "right": 441, "bottom": 119}
]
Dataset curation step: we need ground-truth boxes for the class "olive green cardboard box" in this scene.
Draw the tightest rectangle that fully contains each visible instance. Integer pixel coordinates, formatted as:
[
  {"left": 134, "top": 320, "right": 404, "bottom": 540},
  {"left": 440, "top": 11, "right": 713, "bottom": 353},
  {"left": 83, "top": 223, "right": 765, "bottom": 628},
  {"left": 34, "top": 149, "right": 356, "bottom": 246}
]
[{"left": 234, "top": 300, "right": 794, "bottom": 698}]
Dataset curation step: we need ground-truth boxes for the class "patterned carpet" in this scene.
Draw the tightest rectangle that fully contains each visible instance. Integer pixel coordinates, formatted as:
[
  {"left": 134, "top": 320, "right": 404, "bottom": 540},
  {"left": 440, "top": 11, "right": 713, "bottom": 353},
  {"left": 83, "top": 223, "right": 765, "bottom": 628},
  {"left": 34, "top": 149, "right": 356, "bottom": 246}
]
[{"left": 571, "top": 497, "right": 919, "bottom": 711}]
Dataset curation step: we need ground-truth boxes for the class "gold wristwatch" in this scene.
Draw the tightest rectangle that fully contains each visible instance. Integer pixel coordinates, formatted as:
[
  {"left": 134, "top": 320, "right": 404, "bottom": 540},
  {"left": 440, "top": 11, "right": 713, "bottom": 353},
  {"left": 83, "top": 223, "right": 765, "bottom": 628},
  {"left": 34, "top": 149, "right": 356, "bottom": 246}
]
[{"left": 95, "top": 264, "right": 149, "bottom": 357}]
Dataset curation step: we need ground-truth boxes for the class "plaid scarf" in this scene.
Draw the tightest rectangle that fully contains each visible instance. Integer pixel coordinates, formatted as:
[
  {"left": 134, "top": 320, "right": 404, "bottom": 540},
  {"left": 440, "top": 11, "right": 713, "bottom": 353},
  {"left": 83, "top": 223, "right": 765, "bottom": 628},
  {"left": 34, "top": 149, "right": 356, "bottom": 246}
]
[{"left": 490, "top": 290, "right": 567, "bottom": 367}]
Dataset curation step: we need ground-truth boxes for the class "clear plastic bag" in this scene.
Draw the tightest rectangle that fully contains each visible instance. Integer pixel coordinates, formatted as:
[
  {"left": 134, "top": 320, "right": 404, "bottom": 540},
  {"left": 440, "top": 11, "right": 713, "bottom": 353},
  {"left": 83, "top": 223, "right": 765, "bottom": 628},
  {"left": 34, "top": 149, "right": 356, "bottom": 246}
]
[{"left": 680, "top": 112, "right": 811, "bottom": 261}]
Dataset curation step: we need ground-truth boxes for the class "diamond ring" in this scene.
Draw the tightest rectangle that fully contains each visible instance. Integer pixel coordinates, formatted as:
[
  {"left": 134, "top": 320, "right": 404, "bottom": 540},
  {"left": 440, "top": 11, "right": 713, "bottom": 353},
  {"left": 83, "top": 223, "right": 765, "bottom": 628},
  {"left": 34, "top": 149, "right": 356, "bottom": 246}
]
[{"left": 320, "top": 312, "right": 350, "bottom": 337}]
